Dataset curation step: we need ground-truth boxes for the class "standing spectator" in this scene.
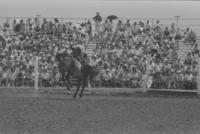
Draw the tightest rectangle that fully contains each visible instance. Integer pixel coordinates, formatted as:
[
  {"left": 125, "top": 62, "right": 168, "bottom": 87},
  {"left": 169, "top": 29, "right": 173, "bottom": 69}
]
[
  {"left": 169, "top": 23, "right": 176, "bottom": 43},
  {"left": 116, "top": 20, "right": 124, "bottom": 33},
  {"left": 124, "top": 19, "right": 132, "bottom": 37},
  {"left": 145, "top": 20, "right": 151, "bottom": 32},
  {"left": 184, "top": 27, "right": 190, "bottom": 43},
  {"left": 34, "top": 18, "right": 41, "bottom": 32},
  {"left": 25, "top": 18, "right": 32, "bottom": 34},
  {"left": 41, "top": 18, "right": 48, "bottom": 34},
  {"left": 102, "top": 19, "right": 111, "bottom": 33},
  {"left": 12, "top": 19, "right": 17, "bottom": 34},
  {"left": 3, "top": 18, "right": 10, "bottom": 32},
  {"left": 86, "top": 20, "right": 92, "bottom": 38},
  {"left": 19, "top": 19, "right": 26, "bottom": 35},
  {"left": 93, "top": 12, "right": 102, "bottom": 33},
  {"left": 154, "top": 20, "right": 161, "bottom": 31},
  {"left": 163, "top": 27, "right": 170, "bottom": 39},
  {"left": 132, "top": 22, "right": 139, "bottom": 36}
]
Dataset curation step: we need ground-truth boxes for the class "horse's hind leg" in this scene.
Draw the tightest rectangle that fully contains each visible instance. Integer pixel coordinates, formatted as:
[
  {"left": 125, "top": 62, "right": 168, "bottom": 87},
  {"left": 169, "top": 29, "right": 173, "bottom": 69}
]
[
  {"left": 62, "top": 74, "right": 71, "bottom": 91},
  {"left": 66, "top": 74, "right": 73, "bottom": 88},
  {"left": 73, "top": 80, "right": 81, "bottom": 98}
]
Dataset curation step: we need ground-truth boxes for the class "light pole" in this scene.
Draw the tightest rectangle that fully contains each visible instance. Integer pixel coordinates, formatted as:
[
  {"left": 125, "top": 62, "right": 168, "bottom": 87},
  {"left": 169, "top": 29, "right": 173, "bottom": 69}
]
[{"left": 175, "top": 16, "right": 181, "bottom": 28}]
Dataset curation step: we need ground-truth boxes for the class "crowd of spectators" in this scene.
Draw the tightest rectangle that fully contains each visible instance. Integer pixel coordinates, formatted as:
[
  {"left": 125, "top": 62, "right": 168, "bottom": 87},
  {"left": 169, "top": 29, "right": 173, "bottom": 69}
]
[{"left": 0, "top": 12, "right": 199, "bottom": 90}]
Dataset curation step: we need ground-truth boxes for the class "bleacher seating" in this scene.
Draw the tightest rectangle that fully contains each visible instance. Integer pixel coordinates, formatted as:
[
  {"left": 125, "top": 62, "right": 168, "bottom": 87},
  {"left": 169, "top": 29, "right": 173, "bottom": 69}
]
[
  {"left": 85, "top": 44, "right": 96, "bottom": 55},
  {"left": 177, "top": 40, "right": 192, "bottom": 60}
]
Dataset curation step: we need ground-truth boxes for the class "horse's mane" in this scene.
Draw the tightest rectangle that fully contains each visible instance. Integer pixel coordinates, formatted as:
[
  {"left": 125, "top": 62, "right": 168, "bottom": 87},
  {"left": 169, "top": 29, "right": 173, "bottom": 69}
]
[{"left": 55, "top": 53, "right": 62, "bottom": 61}]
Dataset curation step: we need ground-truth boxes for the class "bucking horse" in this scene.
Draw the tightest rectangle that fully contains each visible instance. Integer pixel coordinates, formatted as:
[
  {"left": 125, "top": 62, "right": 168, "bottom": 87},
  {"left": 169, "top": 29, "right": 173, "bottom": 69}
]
[{"left": 56, "top": 47, "right": 94, "bottom": 98}]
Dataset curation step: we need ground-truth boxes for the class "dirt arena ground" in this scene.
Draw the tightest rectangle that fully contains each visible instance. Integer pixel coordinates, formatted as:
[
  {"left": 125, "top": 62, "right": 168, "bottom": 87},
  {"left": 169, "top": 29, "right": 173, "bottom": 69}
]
[{"left": 0, "top": 89, "right": 200, "bottom": 134}]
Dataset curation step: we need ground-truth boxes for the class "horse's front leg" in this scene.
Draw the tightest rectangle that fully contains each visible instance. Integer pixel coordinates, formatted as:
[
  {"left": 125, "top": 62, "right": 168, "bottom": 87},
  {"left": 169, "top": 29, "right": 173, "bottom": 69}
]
[
  {"left": 73, "top": 80, "right": 81, "bottom": 98},
  {"left": 61, "top": 74, "right": 71, "bottom": 91},
  {"left": 79, "top": 79, "right": 87, "bottom": 98}
]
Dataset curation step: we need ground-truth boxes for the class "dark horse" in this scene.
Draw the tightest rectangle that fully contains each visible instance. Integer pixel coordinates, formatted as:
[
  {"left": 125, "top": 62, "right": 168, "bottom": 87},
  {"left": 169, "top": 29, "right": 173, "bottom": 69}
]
[{"left": 56, "top": 52, "right": 93, "bottom": 98}]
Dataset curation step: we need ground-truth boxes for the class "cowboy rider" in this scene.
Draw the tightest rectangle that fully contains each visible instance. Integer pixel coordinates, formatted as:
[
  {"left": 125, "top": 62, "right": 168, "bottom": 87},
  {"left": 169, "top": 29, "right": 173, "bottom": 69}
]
[{"left": 70, "top": 45, "right": 88, "bottom": 65}]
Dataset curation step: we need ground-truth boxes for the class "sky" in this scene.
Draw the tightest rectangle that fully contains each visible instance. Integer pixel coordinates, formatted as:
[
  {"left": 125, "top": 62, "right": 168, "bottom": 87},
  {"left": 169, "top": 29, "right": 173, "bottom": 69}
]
[{"left": 0, "top": 0, "right": 200, "bottom": 18}]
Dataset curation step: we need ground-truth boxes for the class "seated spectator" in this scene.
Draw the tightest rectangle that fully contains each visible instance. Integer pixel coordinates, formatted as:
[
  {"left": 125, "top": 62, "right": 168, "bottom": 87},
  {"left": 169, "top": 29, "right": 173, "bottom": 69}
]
[
  {"left": 175, "top": 27, "right": 183, "bottom": 40},
  {"left": 184, "top": 52, "right": 193, "bottom": 66},
  {"left": 130, "top": 67, "right": 141, "bottom": 88},
  {"left": 111, "top": 68, "right": 121, "bottom": 87},
  {"left": 102, "top": 68, "right": 112, "bottom": 87},
  {"left": 40, "top": 69, "right": 52, "bottom": 87},
  {"left": 191, "top": 43, "right": 199, "bottom": 57},
  {"left": 1, "top": 68, "right": 8, "bottom": 86},
  {"left": 188, "top": 30, "right": 197, "bottom": 44},
  {"left": 184, "top": 71, "right": 196, "bottom": 90}
]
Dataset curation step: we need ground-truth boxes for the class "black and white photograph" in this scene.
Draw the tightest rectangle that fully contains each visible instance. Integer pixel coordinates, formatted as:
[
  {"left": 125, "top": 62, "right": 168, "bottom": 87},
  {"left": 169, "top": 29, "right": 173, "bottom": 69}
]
[{"left": 0, "top": 0, "right": 200, "bottom": 133}]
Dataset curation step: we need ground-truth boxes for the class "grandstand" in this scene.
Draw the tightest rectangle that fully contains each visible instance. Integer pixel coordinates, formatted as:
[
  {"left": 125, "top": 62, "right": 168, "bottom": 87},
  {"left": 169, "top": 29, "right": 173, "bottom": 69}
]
[{"left": 0, "top": 16, "right": 199, "bottom": 91}]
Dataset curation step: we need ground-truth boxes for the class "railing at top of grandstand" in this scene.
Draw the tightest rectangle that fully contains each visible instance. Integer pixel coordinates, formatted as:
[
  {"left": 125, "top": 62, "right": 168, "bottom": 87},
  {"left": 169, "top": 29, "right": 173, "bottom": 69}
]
[
  {"left": 1, "top": 17, "right": 200, "bottom": 34},
  {"left": 0, "top": 16, "right": 200, "bottom": 20},
  {"left": 0, "top": 17, "right": 92, "bottom": 20},
  {"left": 0, "top": 17, "right": 191, "bottom": 22},
  {"left": 0, "top": 16, "right": 199, "bottom": 23},
  {"left": 1, "top": 17, "right": 198, "bottom": 20},
  {"left": 0, "top": 17, "right": 199, "bottom": 26}
]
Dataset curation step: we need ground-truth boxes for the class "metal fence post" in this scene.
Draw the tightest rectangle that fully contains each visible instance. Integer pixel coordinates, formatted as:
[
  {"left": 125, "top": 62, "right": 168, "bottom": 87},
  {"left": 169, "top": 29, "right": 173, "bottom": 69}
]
[
  {"left": 151, "top": 18, "right": 154, "bottom": 28},
  {"left": 175, "top": 16, "right": 181, "bottom": 28},
  {"left": 198, "top": 57, "right": 200, "bottom": 94},
  {"left": 34, "top": 56, "right": 39, "bottom": 93}
]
